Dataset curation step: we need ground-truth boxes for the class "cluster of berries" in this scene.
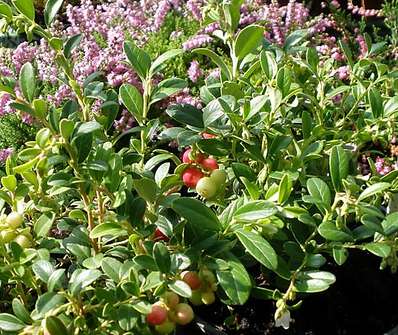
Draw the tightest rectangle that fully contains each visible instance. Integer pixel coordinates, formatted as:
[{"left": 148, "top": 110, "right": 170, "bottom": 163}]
[
  {"left": 146, "top": 292, "right": 194, "bottom": 334},
  {"left": 181, "top": 148, "right": 227, "bottom": 199},
  {"left": 182, "top": 270, "right": 218, "bottom": 306},
  {"left": 0, "top": 212, "right": 32, "bottom": 248}
]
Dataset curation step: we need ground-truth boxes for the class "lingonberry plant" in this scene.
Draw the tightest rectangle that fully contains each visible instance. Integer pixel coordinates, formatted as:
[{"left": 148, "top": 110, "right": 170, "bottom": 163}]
[{"left": 0, "top": 0, "right": 398, "bottom": 334}]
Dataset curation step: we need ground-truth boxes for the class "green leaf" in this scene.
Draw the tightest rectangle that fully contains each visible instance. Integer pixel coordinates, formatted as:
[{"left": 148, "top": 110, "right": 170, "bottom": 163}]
[
  {"left": 32, "top": 260, "right": 55, "bottom": 283},
  {"left": 332, "top": 247, "right": 348, "bottom": 266},
  {"left": 0, "top": 314, "right": 25, "bottom": 332},
  {"left": 1, "top": 175, "right": 17, "bottom": 192},
  {"left": 47, "top": 269, "right": 65, "bottom": 292},
  {"left": 358, "top": 182, "right": 390, "bottom": 202},
  {"left": 11, "top": 299, "right": 31, "bottom": 324},
  {"left": 44, "top": 316, "right": 68, "bottom": 335},
  {"left": 153, "top": 242, "right": 171, "bottom": 273},
  {"left": 318, "top": 221, "right": 353, "bottom": 242},
  {"left": 284, "top": 29, "right": 308, "bottom": 50},
  {"left": 172, "top": 198, "right": 221, "bottom": 232},
  {"left": 235, "top": 229, "right": 277, "bottom": 270},
  {"left": 20, "top": 62, "right": 36, "bottom": 102},
  {"left": 363, "top": 243, "right": 391, "bottom": 258},
  {"left": 169, "top": 280, "right": 192, "bottom": 298},
  {"left": 34, "top": 212, "right": 56, "bottom": 237},
  {"left": 193, "top": 48, "right": 232, "bottom": 80},
  {"left": 294, "top": 271, "right": 336, "bottom": 293},
  {"left": 132, "top": 178, "right": 158, "bottom": 203},
  {"left": 0, "top": 2, "right": 13, "bottom": 20},
  {"left": 123, "top": 41, "right": 151, "bottom": 80},
  {"left": 36, "top": 292, "right": 65, "bottom": 316},
  {"left": 306, "top": 178, "right": 331, "bottom": 212},
  {"left": 368, "top": 87, "right": 383, "bottom": 118},
  {"left": 118, "top": 304, "right": 138, "bottom": 331},
  {"left": 260, "top": 51, "right": 277, "bottom": 81},
  {"left": 233, "top": 200, "right": 277, "bottom": 221},
  {"left": 12, "top": 0, "right": 35, "bottom": 20},
  {"left": 215, "top": 255, "right": 251, "bottom": 305},
  {"left": 44, "top": 0, "right": 63, "bottom": 26},
  {"left": 151, "top": 78, "right": 186, "bottom": 104},
  {"left": 119, "top": 84, "right": 143, "bottom": 125},
  {"left": 150, "top": 49, "right": 183, "bottom": 75},
  {"left": 234, "top": 25, "right": 264, "bottom": 60},
  {"left": 166, "top": 104, "right": 204, "bottom": 128},
  {"left": 64, "top": 34, "right": 82, "bottom": 58},
  {"left": 278, "top": 174, "right": 292, "bottom": 204},
  {"left": 89, "top": 222, "right": 126, "bottom": 239},
  {"left": 74, "top": 121, "right": 102, "bottom": 137},
  {"left": 101, "top": 257, "right": 122, "bottom": 283},
  {"left": 329, "top": 145, "right": 349, "bottom": 191},
  {"left": 69, "top": 269, "right": 102, "bottom": 296},
  {"left": 382, "top": 212, "right": 398, "bottom": 236}
]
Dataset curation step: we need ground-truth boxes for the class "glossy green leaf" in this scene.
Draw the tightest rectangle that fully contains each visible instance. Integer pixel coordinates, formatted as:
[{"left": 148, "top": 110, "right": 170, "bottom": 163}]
[
  {"left": 119, "top": 83, "right": 144, "bottom": 125},
  {"left": 0, "top": 314, "right": 25, "bottom": 332},
  {"left": 234, "top": 25, "right": 264, "bottom": 60},
  {"left": 44, "top": 0, "right": 63, "bottom": 26},
  {"left": 329, "top": 145, "right": 349, "bottom": 191},
  {"left": 294, "top": 271, "right": 336, "bottom": 293},
  {"left": 235, "top": 229, "right": 277, "bottom": 270},
  {"left": 12, "top": 0, "right": 35, "bottom": 20},
  {"left": 215, "top": 255, "right": 251, "bottom": 305},
  {"left": 123, "top": 41, "right": 151, "bottom": 80},
  {"left": 358, "top": 182, "right": 390, "bottom": 202},
  {"left": 20, "top": 62, "right": 36, "bottom": 102},
  {"left": 233, "top": 201, "right": 277, "bottom": 221}
]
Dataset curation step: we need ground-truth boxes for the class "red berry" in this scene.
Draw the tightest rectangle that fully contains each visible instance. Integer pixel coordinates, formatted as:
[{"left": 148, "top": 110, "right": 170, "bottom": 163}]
[
  {"left": 174, "top": 303, "right": 194, "bottom": 325},
  {"left": 200, "top": 158, "right": 219, "bottom": 171},
  {"left": 154, "top": 228, "right": 169, "bottom": 242},
  {"left": 146, "top": 305, "right": 168, "bottom": 326},
  {"left": 182, "top": 149, "right": 193, "bottom": 163},
  {"left": 202, "top": 132, "right": 216, "bottom": 139},
  {"left": 182, "top": 271, "right": 202, "bottom": 290},
  {"left": 182, "top": 167, "right": 204, "bottom": 188}
]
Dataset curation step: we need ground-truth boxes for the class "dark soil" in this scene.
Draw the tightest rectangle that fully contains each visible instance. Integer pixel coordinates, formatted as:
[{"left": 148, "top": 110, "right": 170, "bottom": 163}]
[{"left": 181, "top": 250, "right": 398, "bottom": 335}]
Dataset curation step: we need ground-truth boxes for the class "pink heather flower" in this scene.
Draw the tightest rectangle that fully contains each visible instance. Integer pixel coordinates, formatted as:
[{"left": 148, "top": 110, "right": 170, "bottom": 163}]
[
  {"left": 0, "top": 66, "right": 12, "bottom": 77},
  {"left": 188, "top": 60, "right": 203, "bottom": 83},
  {"left": 375, "top": 157, "right": 392, "bottom": 176},
  {"left": 187, "top": 0, "right": 203, "bottom": 21},
  {"left": 114, "top": 110, "right": 135, "bottom": 132},
  {"left": 154, "top": 0, "right": 172, "bottom": 30},
  {"left": 336, "top": 66, "right": 350, "bottom": 80},
  {"left": 202, "top": 22, "right": 220, "bottom": 34},
  {"left": 331, "top": 0, "right": 340, "bottom": 8},
  {"left": 21, "top": 113, "right": 34, "bottom": 125},
  {"left": 356, "top": 35, "right": 368, "bottom": 58},
  {"left": 173, "top": 88, "right": 202, "bottom": 108},
  {"left": 0, "top": 94, "right": 13, "bottom": 116},
  {"left": 47, "top": 84, "right": 75, "bottom": 107},
  {"left": 0, "top": 148, "right": 13, "bottom": 163},
  {"left": 12, "top": 42, "right": 36, "bottom": 73},
  {"left": 207, "top": 68, "right": 220, "bottom": 80},
  {"left": 332, "top": 93, "right": 342, "bottom": 104},
  {"left": 182, "top": 34, "right": 213, "bottom": 50}
]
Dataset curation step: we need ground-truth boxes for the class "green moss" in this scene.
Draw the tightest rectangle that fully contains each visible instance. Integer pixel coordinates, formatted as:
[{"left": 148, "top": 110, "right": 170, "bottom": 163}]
[
  {"left": 144, "top": 13, "right": 201, "bottom": 78},
  {"left": 0, "top": 114, "right": 36, "bottom": 150}
]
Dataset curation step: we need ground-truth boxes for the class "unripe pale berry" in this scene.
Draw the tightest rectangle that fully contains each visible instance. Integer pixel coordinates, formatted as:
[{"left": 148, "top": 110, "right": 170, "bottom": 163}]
[
  {"left": 182, "top": 271, "right": 202, "bottom": 290},
  {"left": 196, "top": 177, "right": 218, "bottom": 199},
  {"left": 146, "top": 305, "right": 168, "bottom": 325},
  {"left": 14, "top": 235, "right": 31, "bottom": 248},
  {"left": 189, "top": 290, "right": 203, "bottom": 306},
  {"left": 201, "top": 291, "right": 216, "bottom": 305},
  {"left": 0, "top": 229, "right": 17, "bottom": 243},
  {"left": 174, "top": 303, "right": 194, "bottom": 325},
  {"left": 200, "top": 158, "right": 219, "bottom": 171},
  {"left": 155, "top": 319, "right": 176, "bottom": 334},
  {"left": 182, "top": 167, "right": 204, "bottom": 188},
  {"left": 6, "top": 212, "right": 23, "bottom": 229},
  {"left": 200, "top": 269, "right": 217, "bottom": 284},
  {"left": 163, "top": 292, "right": 179, "bottom": 309},
  {"left": 210, "top": 169, "right": 227, "bottom": 186}
]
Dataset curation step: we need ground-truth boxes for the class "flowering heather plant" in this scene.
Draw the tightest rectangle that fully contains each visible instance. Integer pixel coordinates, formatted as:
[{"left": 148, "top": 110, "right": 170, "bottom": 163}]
[{"left": 0, "top": 0, "right": 397, "bottom": 334}]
